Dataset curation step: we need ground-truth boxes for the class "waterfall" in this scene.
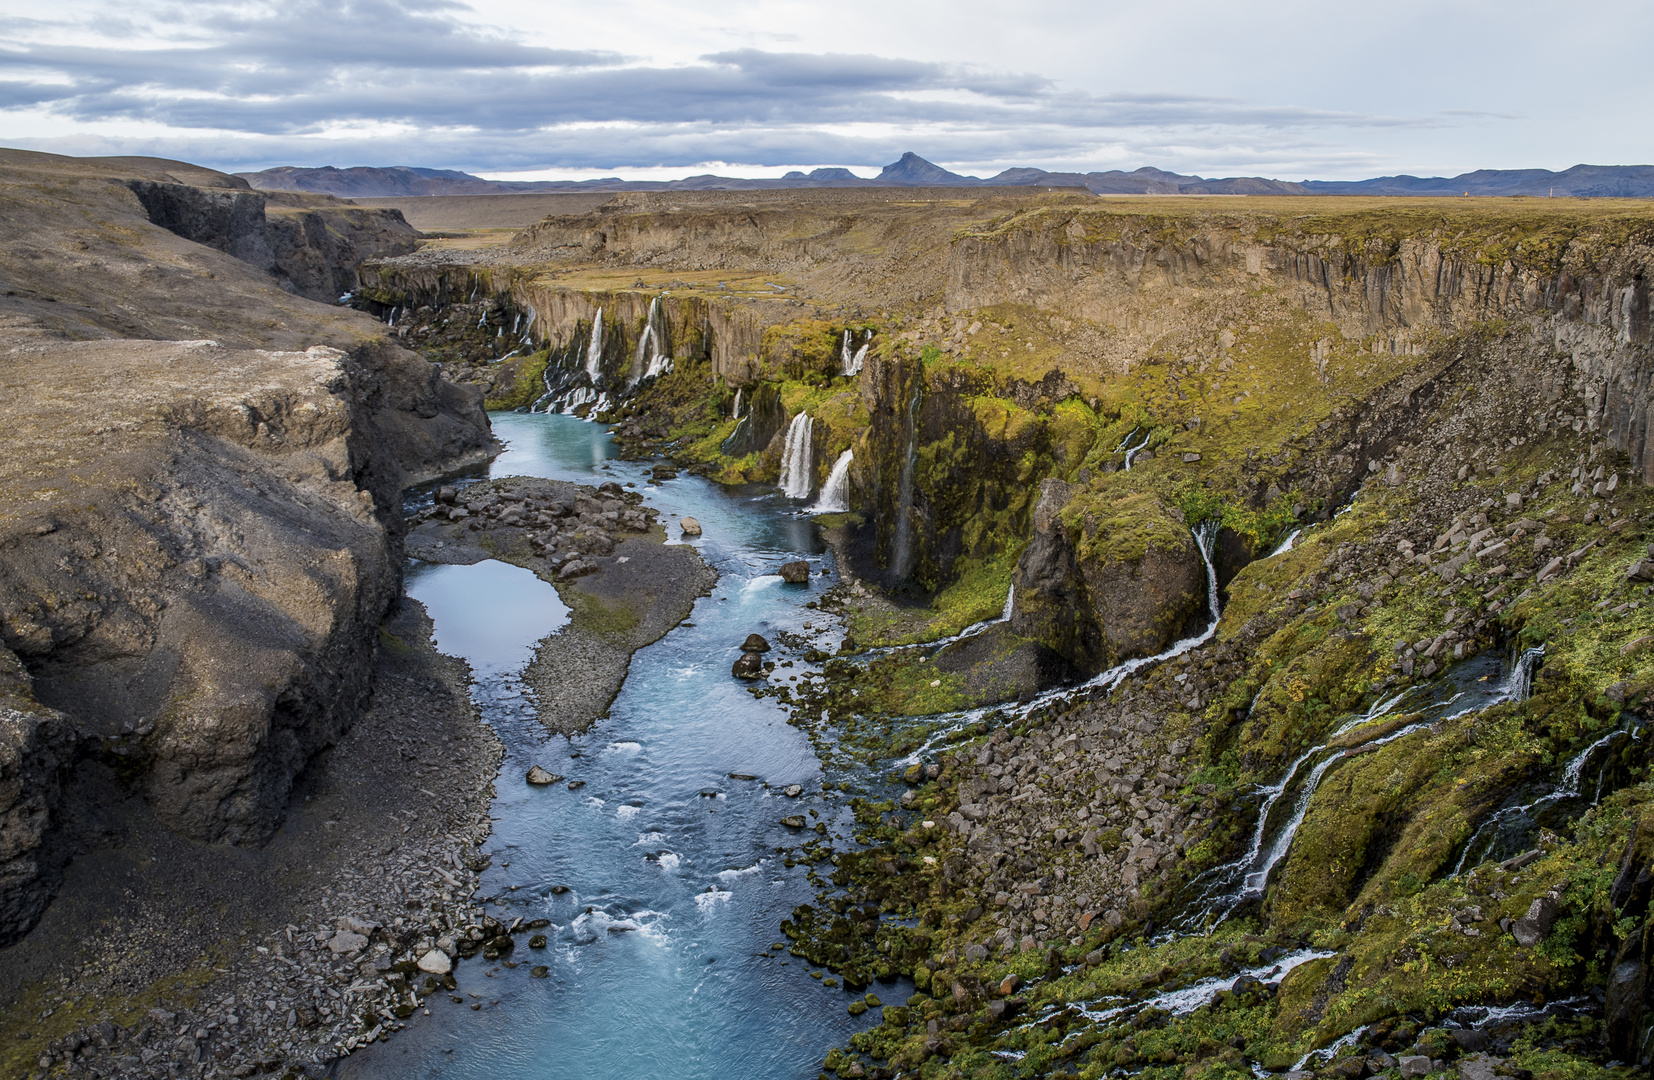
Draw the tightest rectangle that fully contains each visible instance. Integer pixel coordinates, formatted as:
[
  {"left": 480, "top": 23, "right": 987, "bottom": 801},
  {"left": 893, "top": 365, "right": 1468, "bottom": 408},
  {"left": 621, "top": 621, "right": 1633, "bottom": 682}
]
[
  {"left": 842, "top": 329, "right": 870, "bottom": 377},
  {"left": 809, "top": 449, "right": 854, "bottom": 512},
  {"left": 777, "top": 413, "right": 815, "bottom": 499},
  {"left": 630, "top": 297, "right": 670, "bottom": 387},
  {"left": 731, "top": 388, "right": 743, "bottom": 421},
  {"left": 585, "top": 310, "right": 604, "bottom": 381},
  {"left": 1270, "top": 528, "right": 1302, "bottom": 556},
  {"left": 1123, "top": 430, "right": 1152, "bottom": 470},
  {"left": 1177, "top": 643, "right": 1556, "bottom": 931},
  {"left": 1001, "top": 584, "right": 1016, "bottom": 622}
]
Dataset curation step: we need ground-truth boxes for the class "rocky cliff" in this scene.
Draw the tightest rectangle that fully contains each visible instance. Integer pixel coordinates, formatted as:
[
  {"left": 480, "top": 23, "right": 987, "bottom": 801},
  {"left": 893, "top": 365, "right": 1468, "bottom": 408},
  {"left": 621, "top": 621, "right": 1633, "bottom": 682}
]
[{"left": 0, "top": 150, "right": 493, "bottom": 946}]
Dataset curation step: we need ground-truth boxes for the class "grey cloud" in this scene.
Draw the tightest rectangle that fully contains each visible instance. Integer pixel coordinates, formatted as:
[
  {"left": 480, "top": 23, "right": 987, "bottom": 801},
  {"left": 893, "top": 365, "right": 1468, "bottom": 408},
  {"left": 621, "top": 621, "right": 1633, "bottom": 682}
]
[{"left": 0, "top": 1, "right": 1455, "bottom": 172}]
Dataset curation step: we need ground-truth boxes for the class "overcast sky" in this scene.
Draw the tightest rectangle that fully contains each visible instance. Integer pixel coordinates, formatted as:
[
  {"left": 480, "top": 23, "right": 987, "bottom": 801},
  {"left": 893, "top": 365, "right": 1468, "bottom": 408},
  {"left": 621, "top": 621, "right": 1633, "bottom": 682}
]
[{"left": 1, "top": 0, "right": 1649, "bottom": 181}]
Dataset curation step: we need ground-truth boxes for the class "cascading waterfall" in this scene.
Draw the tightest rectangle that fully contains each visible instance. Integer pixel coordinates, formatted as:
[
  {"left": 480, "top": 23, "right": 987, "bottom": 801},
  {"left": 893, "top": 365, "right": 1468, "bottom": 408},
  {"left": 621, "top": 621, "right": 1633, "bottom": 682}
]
[
  {"left": 1270, "top": 528, "right": 1303, "bottom": 556},
  {"left": 809, "top": 449, "right": 854, "bottom": 512},
  {"left": 731, "top": 388, "right": 743, "bottom": 421},
  {"left": 777, "top": 414, "right": 815, "bottom": 499},
  {"left": 1123, "top": 430, "right": 1152, "bottom": 470},
  {"left": 630, "top": 297, "right": 671, "bottom": 386},
  {"left": 584, "top": 310, "right": 604, "bottom": 381},
  {"left": 1001, "top": 584, "right": 1015, "bottom": 622},
  {"left": 841, "top": 329, "right": 870, "bottom": 377},
  {"left": 895, "top": 524, "right": 1225, "bottom": 765},
  {"left": 1176, "top": 644, "right": 1550, "bottom": 930}
]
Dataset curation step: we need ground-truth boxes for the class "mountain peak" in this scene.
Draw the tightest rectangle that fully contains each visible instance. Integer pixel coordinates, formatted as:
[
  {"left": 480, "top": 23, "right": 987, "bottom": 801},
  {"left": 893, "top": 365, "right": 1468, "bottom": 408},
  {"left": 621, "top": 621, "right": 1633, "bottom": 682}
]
[{"left": 876, "top": 152, "right": 973, "bottom": 186}]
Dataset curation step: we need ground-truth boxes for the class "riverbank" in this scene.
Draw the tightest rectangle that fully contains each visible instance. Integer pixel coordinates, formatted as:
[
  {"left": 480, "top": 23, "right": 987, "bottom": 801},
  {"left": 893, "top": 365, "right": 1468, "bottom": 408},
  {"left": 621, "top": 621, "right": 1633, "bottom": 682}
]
[{"left": 1, "top": 597, "right": 502, "bottom": 1079}]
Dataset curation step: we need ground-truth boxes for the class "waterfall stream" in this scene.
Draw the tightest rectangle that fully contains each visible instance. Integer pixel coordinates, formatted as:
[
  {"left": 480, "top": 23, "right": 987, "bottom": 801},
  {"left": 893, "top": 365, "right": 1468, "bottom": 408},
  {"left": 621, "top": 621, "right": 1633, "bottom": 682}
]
[
  {"left": 809, "top": 449, "right": 854, "bottom": 512},
  {"left": 584, "top": 310, "right": 604, "bottom": 381},
  {"left": 777, "top": 413, "right": 815, "bottom": 499}
]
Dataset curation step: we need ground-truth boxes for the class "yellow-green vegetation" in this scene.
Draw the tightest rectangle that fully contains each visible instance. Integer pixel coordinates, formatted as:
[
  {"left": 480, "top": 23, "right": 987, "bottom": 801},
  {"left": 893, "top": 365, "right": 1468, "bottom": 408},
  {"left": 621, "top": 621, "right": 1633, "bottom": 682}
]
[{"left": 482, "top": 347, "right": 552, "bottom": 410}]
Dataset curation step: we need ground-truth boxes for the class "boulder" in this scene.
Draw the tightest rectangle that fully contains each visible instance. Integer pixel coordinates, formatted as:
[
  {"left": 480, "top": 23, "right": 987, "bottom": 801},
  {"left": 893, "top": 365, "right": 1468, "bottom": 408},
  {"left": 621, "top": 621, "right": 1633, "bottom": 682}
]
[
  {"left": 779, "top": 560, "right": 810, "bottom": 583},
  {"left": 1396, "top": 1056, "right": 1431, "bottom": 1078},
  {"left": 741, "top": 634, "right": 772, "bottom": 652},
  {"left": 416, "top": 950, "right": 451, "bottom": 975},
  {"left": 732, "top": 652, "right": 765, "bottom": 679},
  {"left": 328, "top": 931, "right": 368, "bottom": 955},
  {"left": 781, "top": 815, "right": 807, "bottom": 829},
  {"left": 680, "top": 516, "right": 703, "bottom": 537},
  {"left": 526, "top": 765, "right": 563, "bottom": 786},
  {"left": 1511, "top": 895, "right": 1560, "bottom": 946}
]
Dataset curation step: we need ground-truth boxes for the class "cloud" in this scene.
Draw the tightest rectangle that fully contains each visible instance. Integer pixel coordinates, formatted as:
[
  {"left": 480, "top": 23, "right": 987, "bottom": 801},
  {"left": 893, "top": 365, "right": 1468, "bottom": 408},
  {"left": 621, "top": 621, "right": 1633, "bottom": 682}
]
[{"left": 0, "top": 0, "right": 1466, "bottom": 173}]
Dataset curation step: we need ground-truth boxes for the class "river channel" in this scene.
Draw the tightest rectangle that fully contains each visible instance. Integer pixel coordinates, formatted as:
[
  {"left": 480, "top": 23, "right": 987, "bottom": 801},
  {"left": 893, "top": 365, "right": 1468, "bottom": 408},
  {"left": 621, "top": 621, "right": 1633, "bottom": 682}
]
[{"left": 342, "top": 411, "right": 900, "bottom": 1079}]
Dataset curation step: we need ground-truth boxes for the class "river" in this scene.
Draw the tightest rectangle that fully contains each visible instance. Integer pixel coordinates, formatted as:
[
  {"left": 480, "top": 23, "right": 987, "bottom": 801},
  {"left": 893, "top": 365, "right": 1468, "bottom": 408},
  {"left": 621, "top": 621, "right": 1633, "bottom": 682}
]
[{"left": 342, "top": 411, "right": 901, "bottom": 1079}]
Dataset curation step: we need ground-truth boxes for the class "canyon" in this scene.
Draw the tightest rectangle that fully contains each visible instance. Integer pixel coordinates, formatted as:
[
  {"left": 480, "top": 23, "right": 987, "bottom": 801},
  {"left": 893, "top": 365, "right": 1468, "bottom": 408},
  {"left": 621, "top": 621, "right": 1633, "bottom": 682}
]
[{"left": 2, "top": 153, "right": 1653, "bottom": 1080}]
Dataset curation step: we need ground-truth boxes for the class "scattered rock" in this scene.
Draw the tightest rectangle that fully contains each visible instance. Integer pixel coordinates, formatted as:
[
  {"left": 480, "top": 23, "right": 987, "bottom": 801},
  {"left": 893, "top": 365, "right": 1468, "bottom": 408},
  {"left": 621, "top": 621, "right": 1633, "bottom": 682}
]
[
  {"left": 526, "top": 765, "right": 562, "bottom": 786},
  {"left": 328, "top": 931, "right": 368, "bottom": 955},
  {"left": 416, "top": 950, "right": 451, "bottom": 975},
  {"left": 781, "top": 815, "right": 807, "bottom": 829},
  {"left": 742, "top": 633, "right": 771, "bottom": 652},
  {"left": 1511, "top": 895, "right": 1560, "bottom": 946},
  {"left": 778, "top": 560, "right": 810, "bottom": 584},
  {"left": 680, "top": 516, "right": 703, "bottom": 536},
  {"left": 783, "top": 784, "right": 803, "bottom": 797},
  {"left": 1397, "top": 1055, "right": 1432, "bottom": 1078},
  {"left": 732, "top": 651, "right": 765, "bottom": 679}
]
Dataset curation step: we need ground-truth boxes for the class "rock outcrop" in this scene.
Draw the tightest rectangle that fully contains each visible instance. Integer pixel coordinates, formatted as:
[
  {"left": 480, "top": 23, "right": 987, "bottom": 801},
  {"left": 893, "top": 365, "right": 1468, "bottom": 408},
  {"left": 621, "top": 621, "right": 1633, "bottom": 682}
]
[
  {"left": 125, "top": 181, "right": 420, "bottom": 301},
  {"left": 0, "top": 150, "right": 494, "bottom": 945},
  {"left": 1011, "top": 481, "right": 1206, "bottom": 673}
]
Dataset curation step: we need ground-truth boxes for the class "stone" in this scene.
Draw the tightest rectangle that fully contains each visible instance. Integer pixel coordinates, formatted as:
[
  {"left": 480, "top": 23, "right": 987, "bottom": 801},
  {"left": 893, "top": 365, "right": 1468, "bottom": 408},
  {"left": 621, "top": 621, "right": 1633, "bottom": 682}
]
[
  {"left": 1181, "top": 452, "right": 1202, "bottom": 463},
  {"left": 416, "top": 950, "right": 451, "bottom": 975},
  {"left": 741, "top": 634, "right": 771, "bottom": 652},
  {"left": 1535, "top": 556, "right": 1565, "bottom": 582},
  {"left": 679, "top": 516, "right": 702, "bottom": 536},
  {"left": 530, "top": 965, "right": 550, "bottom": 978},
  {"left": 529, "top": 934, "right": 547, "bottom": 949},
  {"left": 1511, "top": 895, "right": 1560, "bottom": 946},
  {"left": 328, "top": 931, "right": 368, "bottom": 955},
  {"left": 781, "top": 815, "right": 807, "bottom": 829},
  {"left": 1397, "top": 1055, "right": 1431, "bottom": 1078},
  {"left": 778, "top": 560, "right": 810, "bottom": 584},
  {"left": 783, "top": 784, "right": 803, "bottom": 797},
  {"left": 731, "top": 652, "right": 764, "bottom": 679},
  {"left": 526, "top": 765, "right": 562, "bottom": 786},
  {"left": 1628, "top": 560, "right": 1654, "bottom": 583},
  {"left": 1505, "top": 492, "right": 1522, "bottom": 510}
]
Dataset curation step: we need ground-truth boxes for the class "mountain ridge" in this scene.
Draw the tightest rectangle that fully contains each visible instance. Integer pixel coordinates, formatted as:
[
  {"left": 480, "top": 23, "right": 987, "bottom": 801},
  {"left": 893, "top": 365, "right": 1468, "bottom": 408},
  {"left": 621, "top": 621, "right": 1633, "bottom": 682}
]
[{"left": 237, "top": 152, "right": 1654, "bottom": 199}]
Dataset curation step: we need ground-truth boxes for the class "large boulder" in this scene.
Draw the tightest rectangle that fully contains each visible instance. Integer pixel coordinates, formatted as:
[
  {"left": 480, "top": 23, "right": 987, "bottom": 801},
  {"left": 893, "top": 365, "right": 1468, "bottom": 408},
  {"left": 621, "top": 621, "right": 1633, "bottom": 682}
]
[{"left": 1010, "top": 480, "right": 1206, "bottom": 674}]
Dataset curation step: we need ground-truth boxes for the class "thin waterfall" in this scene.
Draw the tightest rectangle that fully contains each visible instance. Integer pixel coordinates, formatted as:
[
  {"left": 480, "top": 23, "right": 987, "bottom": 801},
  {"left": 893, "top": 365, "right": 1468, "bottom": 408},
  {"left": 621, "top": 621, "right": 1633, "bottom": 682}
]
[
  {"left": 1001, "top": 584, "right": 1016, "bottom": 622},
  {"left": 731, "top": 388, "right": 743, "bottom": 421},
  {"left": 809, "top": 449, "right": 854, "bottom": 512},
  {"left": 631, "top": 297, "right": 670, "bottom": 386},
  {"left": 777, "top": 414, "right": 815, "bottom": 499},
  {"left": 585, "top": 310, "right": 604, "bottom": 381},
  {"left": 1270, "top": 528, "right": 1302, "bottom": 556},
  {"left": 1177, "top": 644, "right": 1552, "bottom": 930},
  {"left": 845, "top": 329, "right": 871, "bottom": 377},
  {"left": 1123, "top": 430, "right": 1152, "bottom": 470}
]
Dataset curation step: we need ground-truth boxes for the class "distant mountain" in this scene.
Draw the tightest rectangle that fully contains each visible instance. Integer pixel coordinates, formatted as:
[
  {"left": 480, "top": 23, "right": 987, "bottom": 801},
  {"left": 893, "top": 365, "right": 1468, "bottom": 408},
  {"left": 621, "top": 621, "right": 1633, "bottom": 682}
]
[
  {"left": 1302, "top": 164, "right": 1654, "bottom": 198},
  {"left": 235, "top": 154, "right": 1654, "bottom": 199}
]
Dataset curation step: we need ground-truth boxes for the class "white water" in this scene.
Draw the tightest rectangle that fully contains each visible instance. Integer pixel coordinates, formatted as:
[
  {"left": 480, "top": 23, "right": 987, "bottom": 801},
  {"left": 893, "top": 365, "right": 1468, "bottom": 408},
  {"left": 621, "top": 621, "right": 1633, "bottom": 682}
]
[
  {"left": 1051, "top": 947, "right": 1331, "bottom": 1033},
  {"left": 777, "top": 413, "right": 815, "bottom": 499},
  {"left": 1123, "top": 430, "right": 1152, "bottom": 471},
  {"left": 1452, "top": 712, "right": 1632, "bottom": 874},
  {"left": 809, "top": 449, "right": 854, "bottom": 512},
  {"left": 895, "top": 524, "right": 1222, "bottom": 767},
  {"left": 731, "top": 388, "right": 743, "bottom": 421},
  {"left": 1180, "top": 646, "right": 1549, "bottom": 930},
  {"left": 1001, "top": 584, "right": 1016, "bottom": 622},
  {"left": 841, "top": 329, "right": 869, "bottom": 377},
  {"left": 1270, "top": 529, "right": 1302, "bottom": 557},
  {"left": 585, "top": 310, "right": 605, "bottom": 381}
]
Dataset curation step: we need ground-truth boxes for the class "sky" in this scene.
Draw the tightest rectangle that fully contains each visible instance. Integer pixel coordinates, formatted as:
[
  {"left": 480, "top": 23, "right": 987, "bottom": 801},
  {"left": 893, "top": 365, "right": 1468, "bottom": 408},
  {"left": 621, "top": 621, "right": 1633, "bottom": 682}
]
[{"left": 1, "top": 0, "right": 1650, "bottom": 181}]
